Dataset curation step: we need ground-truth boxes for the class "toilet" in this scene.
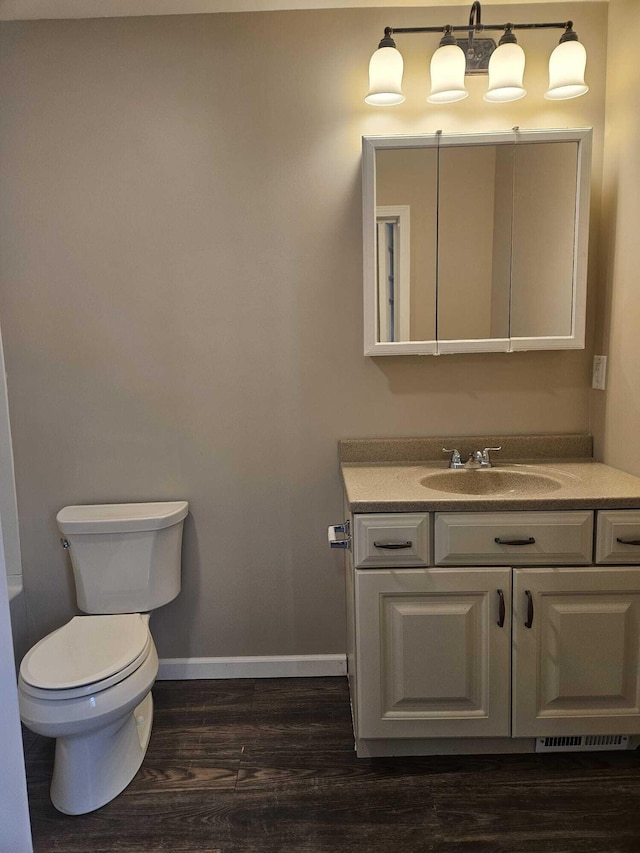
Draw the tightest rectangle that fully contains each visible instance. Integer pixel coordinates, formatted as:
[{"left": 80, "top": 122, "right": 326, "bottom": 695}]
[{"left": 18, "top": 500, "right": 189, "bottom": 815}]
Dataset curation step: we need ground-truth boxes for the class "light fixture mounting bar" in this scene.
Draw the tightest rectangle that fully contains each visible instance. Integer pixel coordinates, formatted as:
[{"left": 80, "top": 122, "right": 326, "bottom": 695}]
[{"left": 388, "top": 22, "right": 571, "bottom": 36}]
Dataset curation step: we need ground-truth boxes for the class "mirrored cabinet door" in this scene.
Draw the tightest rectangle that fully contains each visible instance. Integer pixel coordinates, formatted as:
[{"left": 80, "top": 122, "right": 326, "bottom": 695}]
[
  {"left": 437, "top": 143, "right": 513, "bottom": 350},
  {"left": 376, "top": 147, "right": 437, "bottom": 343},
  {"left": 362, "top": 128, "right": 592, "bottom": 357},
  {"left": 510, "top": 141, "right": 579, "bottom": 341}
]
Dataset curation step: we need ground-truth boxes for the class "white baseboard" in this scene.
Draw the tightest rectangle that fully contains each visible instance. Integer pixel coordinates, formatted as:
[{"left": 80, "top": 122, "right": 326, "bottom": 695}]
[{"left": 157, "top": 654, "right": 347, "bottom": 680}]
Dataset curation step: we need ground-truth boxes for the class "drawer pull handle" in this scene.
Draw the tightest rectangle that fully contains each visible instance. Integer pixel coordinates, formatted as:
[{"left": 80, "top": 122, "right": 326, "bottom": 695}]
[
  {"left": 494, "top": 536, "right": 536, "bottom": 546},
  {"left": 497, "top": 589, "right": 506, "bottom": 628},
  {"left": 616, "top": 537, "right": 640, "bottom": 546},
  {"left": 373, "top": 540, "right": 413, "bottom": 550},
  {"left": 525, "top": 590, "right": 534, "bottom": 629}
]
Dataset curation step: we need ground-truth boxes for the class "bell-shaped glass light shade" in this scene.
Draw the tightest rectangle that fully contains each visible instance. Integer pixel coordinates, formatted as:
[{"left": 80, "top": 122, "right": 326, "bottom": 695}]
[
  {"left": 427, "top": 44, "right": 469, "bottom": 104},
  {"left": 365, "top": 46, "right": 405, "bottom": 105},
  {"left": 484, "top": 42, "right": 526, "bottom": 103},
  {"left": 545, "top": 39, "right": 588, "bottom": 100}
]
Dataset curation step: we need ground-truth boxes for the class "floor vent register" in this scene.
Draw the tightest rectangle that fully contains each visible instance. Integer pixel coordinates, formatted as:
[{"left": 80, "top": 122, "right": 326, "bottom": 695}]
[{"left": 535, "top": 734, "right": 631, "bottom": 752}]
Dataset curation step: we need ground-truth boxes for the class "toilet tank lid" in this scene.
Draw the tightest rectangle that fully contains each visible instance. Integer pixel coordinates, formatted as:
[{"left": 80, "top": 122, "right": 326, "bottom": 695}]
[{"left": 57, "top": 501, "right": 189, "bottom": 534}]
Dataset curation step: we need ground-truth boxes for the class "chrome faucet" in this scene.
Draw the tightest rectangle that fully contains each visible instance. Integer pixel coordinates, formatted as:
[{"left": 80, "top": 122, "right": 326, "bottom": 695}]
[
  {"left": 444, "top": 446, "right": 502, "bottom": 469},
  {"left": 468, "top": 447, "right": 502, "bottom": 468},
  {"left": 443, "top": 448, "right": 464, "bottom": 469}
]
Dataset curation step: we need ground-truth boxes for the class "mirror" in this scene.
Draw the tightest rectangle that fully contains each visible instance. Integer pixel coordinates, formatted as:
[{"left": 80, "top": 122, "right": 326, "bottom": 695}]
[
  {"left": 363, "top": 129, "right": 592, "bottom": 356},
  {"left": 437, "top": 143, "right": 513, "bottom": 345}
]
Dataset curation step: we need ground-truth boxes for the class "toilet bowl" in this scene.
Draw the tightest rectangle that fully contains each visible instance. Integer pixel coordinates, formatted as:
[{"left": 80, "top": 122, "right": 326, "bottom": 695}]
[
  {"left": 18, "top": 500, "right": 188, "bottom": 815},
  {"left": 19, "top": 613, "right": 159, "bottom": 815}
]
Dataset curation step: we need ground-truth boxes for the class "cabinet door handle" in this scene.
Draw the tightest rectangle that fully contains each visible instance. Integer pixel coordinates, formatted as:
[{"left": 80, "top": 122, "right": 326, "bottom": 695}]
[
  {"left": 373, "top": 540, "right": 413, "bottom": 550},
  {"left": 524, "top": 590, "right": 534, "bottom": 629},
  {"left": 497, "top": 589, "right": 506, "bottom": 628},
  {"left": 494, "top": 536, "right": 536, "bottom": 546},
  {"left": 616, "top": 537, "right": 640, "bottom": 546}
]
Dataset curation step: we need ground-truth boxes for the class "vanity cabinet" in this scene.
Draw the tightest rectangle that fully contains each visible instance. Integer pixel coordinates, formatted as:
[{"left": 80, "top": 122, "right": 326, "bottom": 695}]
[{"left": 346, "top": 509, "right": 640, "bottom": 754}]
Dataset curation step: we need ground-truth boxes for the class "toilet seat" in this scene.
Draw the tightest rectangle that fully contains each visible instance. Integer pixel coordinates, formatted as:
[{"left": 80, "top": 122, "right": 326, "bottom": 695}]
[{"left": 20, "top": 614, "right": 152, "bottom": 700}]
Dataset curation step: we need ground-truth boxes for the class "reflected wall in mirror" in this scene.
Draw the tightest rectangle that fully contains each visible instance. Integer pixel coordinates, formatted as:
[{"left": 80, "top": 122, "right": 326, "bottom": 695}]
[
  {"left": 437, "top": 144, "right": 513, "bottom": 344},
  {"left": 511, "top": 142, "right": 579, "bottom": 339},
  {"left": 376, "top": 148, "right": 437, "bottom": 342},
  {"left": 362, "top": 128, "right": 592, "bottom": 356}
]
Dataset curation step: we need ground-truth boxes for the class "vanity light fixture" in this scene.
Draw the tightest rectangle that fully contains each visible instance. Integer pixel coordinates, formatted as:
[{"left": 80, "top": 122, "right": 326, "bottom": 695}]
[{"left": 365, "top": 1, "right": 589, "bottom": 106}]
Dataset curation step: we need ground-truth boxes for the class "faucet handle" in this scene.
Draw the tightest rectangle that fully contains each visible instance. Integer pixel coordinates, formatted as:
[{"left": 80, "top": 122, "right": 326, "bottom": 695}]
[
  {"left": 443, "top": 448, "right": 463, "bottom": 468},
  {"left": 481, "top": 446, "right": 502, "bottom": 466}
]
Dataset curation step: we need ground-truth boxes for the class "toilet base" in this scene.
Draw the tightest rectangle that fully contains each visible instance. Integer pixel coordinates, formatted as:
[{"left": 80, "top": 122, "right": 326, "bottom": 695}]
[{"left": 51, "top": 691, "right": 154, "bottom": 815}]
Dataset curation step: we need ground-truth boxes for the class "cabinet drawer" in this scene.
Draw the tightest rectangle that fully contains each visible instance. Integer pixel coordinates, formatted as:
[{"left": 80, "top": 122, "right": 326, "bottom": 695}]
[
  {"left": 353, "top": 513, "right": 430, "bottom": 568},
  {"left": 434, "top": 511, "right": 594, "bottom": 565},
  {"left": 596, "top": 510, "right": 640, "bottom": 563}
]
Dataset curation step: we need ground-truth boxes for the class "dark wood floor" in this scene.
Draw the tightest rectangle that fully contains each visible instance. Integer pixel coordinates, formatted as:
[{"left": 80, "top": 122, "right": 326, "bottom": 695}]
[{"left": 22, "top": 676, "right": 640, "bottom": 852}]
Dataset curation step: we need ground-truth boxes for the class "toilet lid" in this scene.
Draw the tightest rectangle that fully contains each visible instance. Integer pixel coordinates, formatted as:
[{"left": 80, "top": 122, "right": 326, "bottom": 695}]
[{"left": 20, "top": 614, "right": 150, "bottom": 690}]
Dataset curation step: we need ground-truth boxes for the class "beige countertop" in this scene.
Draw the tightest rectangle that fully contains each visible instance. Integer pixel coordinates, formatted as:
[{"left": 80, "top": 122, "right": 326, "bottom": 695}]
[
  {"left": 338, "top": 436, "right": 640, "bottom": 513},
  {"left": 341, "top": 460, "right": 640, "bottom": 513}
]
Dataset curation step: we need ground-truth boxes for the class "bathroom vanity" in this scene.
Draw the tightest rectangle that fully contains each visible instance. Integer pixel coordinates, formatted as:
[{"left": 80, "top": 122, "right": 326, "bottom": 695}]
[{"left": 331, "top": 436, "right": 640, "bottom": 757}]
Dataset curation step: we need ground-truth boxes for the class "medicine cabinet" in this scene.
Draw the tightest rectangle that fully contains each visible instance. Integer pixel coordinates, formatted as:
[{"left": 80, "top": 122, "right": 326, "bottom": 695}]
[{"left": 362, "top": 128, "right": 592, "bottom": 356}]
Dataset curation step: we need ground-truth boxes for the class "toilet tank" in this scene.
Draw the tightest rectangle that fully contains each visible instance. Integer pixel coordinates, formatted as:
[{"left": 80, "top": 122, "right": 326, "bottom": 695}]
[{"left": 56, "top": 501, "right": 189, "bottom": 615}]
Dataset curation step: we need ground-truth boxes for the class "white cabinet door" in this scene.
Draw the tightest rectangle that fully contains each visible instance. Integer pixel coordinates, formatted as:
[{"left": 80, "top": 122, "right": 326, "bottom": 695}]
[
  {"left": 355, "top": 567, "right": 511, "bottom": 739},
  {"left": 513, "top": 566, "right": 640, "bottom": 737}
]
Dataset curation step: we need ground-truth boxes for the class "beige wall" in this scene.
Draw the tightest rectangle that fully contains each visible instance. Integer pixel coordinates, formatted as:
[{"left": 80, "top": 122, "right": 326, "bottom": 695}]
[
  {"left": 592, "top": 0, "right": 640, "bottom": 473},
  {"left": 0, "top": 4, "right": 608, "bottom": 658}
]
